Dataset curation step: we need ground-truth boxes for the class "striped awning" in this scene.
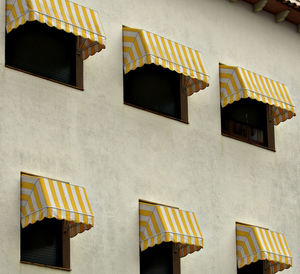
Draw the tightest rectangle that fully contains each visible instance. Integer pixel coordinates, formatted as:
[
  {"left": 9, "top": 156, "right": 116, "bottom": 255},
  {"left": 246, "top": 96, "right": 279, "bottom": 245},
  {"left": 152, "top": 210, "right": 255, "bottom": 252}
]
[
  {"left": 21, "top": 173, "right": 94, "bottom": 237},
  {"left": 219, "top": 64, "right": 296, "bottom": 125},
  {"left": 123, "top": 26, "right": 209, "bottom": 96},
  {"left": 6, "top": 0, "right": 106, "bottom": 60},
  {"left": 236, "top": 223, "right": 292, "bottom": 274},
  {"left": 139, "top": 201, "right": 203, "bottom": 258}
]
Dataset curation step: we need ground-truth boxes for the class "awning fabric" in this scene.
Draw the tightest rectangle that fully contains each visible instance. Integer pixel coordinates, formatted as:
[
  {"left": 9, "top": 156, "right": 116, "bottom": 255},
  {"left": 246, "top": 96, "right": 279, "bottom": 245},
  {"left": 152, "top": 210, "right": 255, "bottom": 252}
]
[
  {"left": 21, "top": 174, "right": 94, "bottom": 237},
  {"left": 6, "top": 0, "right": 106, "bottom": 60},
  {"left": 219, "top": 64, "right": 296, "bottom": 125},
  {"left": 236, "top": 223, "right": 292, "bottom": 274},
  {"left": 139, "top": 201, "right": 203, "bottom": 257},
  {"left": 123, "top": 26, "right": 209, "bottom": 96}
]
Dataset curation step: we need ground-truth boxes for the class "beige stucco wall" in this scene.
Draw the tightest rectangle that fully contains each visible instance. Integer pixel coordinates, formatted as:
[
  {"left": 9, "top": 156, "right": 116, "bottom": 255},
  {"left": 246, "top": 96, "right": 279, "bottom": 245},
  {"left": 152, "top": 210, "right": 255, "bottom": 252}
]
[{"left": 0, "top": 0, "right": 299, "bottom": 273}]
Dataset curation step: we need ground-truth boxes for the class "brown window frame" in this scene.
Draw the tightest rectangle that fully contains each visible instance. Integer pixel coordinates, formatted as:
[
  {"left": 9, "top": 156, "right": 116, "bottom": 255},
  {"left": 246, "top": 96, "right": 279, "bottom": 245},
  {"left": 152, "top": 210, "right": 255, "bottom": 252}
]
[
  {"left": 123, "top": 65, "right": 188, "bottom": 124},
  {"left": 221, "top": 101, "right": 275, "bottom": 151},
  {"left": 20, "top": 219, "right": 71, "bottom": 271},
  {"left": 5, "top": 23, "right": 83, "bottom": 91}
]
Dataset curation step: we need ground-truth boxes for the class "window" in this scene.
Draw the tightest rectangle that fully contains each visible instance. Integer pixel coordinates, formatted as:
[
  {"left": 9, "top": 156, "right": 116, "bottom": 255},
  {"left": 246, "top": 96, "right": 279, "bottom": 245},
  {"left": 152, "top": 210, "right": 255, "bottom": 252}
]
[
  {"left": 221, "top": 98, "right": 275, "bottom": 150},
  {"left": 6, "top": 21, "right": 83, "bottom": 89},
  {"left": 140, "top": 242, "right": 180, "bottom": 274},
  {"left": 237, "top": 260, "right": 265, "bottom": 274},
  {"left": 124, "top": 64, "right": 188, "bottom": 123},
  {"left": 21, "top": 218, "right": 70, "bottom": 270}
]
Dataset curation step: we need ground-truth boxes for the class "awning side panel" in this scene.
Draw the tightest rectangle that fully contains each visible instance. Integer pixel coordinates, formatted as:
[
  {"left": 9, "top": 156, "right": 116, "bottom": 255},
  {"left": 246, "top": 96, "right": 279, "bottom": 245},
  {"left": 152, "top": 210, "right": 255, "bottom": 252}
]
[
  {"left": 6, "top": 0, "right": 106, "bottom": 60},
  {"left": 123, "top": 26, "right": 209, "bottom": 95},
  {"left": 139, "top": 202, "right": 203, "bottom": 258},
  {"left": 219, "top": 64, "right": 296, "bottom": 125},
  {"left": 21, "top": 174, "right": 94, "bottom": 237},
  {"left": 236, "top": 224, "right": 292, "bottom": 274}
]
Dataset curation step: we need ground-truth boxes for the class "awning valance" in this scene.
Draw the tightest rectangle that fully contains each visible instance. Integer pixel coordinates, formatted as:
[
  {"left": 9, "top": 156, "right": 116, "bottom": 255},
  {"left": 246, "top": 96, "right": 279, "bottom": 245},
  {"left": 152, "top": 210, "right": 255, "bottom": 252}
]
[
  {"left": 236, "top": 223, "right": 292, "bottom": 274},
  {"left": 139, "top": 201, "right": 203, "bottom": 257},
  {"left": 21, "top": 173, "right": 94, "bottom": 237},
  {"left": 123, "top": 26, "right": 209, "bottom": 96},
  {"left": 219, "top": 64, "right": 296, "bottom": 125},
  {"left": 6, "top": 0, "right": 106, "bottom": 60}
]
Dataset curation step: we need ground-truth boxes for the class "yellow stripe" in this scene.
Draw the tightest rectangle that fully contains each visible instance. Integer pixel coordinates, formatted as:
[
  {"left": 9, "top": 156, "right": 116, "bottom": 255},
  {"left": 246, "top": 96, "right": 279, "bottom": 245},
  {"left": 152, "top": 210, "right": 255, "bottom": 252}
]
[
  {"left": 21, "top": 182, "right": 34, "bottom": 190},
  {"left": 83, "top": 188, "right": 93, "bottom": 216},
  {"left": 174, "top": 42, "right": 188, "bottom": 75},
  {"left": 57, "top": 182, "right": 70, "bottom": 221},
  {"left": 169, "top": 40, "right": 181, "bottom": 73},
  {"left": 16, "top": 0, "right": 25, "bottom": 15},
  {"left": 182, "top": 46, "right": 193, "bottom": 78},
  {"left": 156, "top": 206, "right": 168, "bottom": 234},
  {"left": 90, "top": 9, "right": 101, "bottom": 37},
  {"left": 153, "top": 35, "right": 166, "bottom": 68},
  {"left": 49, "top": 0, "right": 61, "bottom": 29},
  {"left": 65, "top": 0, "right": 78, "bottom": 35},
  {"left": 75, "top": 186, "right": 87, "bottom": 215},
  {"left": 39, "top": 178, "right": 51, "bottom": 209},
  {"left": 73, "top": 3, "right": 86, "bottom": 38},
  {"left": 145, "top": 31, "right": 158, "bottom": 58},
  {"left": 270, "top": 79, "right": 284, "bottom": 109},
  {"left": 172, "top": 208, "right": 184, "bottom": 243},
  {"left": 259, "top": 74, "right": 272, "bottom": 105},
  {"left": 149, "top": 207, "right": 160, "bottom": 235},
  {"left": 57, "top": 0, "right": 69, "bottom": 33},
  {"left": 81, "top": 6, "right": 94, "bottom": 41},
  {"left": 41, "top": 0, "right": 52, "bottom": 26},
  {"left": 33, "top": 185, "right": 43, "bottom": 211},
  {"left": 161, "top": 37, "right": 173, "bottom": 71}
]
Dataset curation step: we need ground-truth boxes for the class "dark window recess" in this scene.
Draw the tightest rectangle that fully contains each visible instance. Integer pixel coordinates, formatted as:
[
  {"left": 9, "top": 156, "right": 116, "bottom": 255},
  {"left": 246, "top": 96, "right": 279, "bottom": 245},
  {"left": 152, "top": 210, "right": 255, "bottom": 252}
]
[
  {"left": 21, "top": 218, "right": 70, "bottom": 269},
  {"left": 237, "top": 260, "right": 264, "bottom": 274},
  {"left": 124, "top": 64, "right": 188, "bottom": 123},
  {"left": 6, "top": 21, "right": 83, "bottom": 88},
  {"left": 221, "top": 98, "right": 275, "bottom": 150},
  {"left": 140, "top": 242, "right": 180, "bottom": 274}
]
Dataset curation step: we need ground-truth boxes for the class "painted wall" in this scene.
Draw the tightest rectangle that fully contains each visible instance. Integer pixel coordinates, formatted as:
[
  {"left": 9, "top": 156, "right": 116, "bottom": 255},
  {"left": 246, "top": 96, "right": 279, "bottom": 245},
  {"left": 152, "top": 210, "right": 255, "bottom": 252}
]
[{"left": 0, "top": 0, "right": 299, "bottom": 273}]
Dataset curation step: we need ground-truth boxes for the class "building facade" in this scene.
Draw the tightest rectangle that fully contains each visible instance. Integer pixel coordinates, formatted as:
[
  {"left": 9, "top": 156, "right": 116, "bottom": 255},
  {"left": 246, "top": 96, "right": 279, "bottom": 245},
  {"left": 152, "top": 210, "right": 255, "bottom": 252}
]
[{"left": 0, "top": 0, "right": 299, "bottom": 273}]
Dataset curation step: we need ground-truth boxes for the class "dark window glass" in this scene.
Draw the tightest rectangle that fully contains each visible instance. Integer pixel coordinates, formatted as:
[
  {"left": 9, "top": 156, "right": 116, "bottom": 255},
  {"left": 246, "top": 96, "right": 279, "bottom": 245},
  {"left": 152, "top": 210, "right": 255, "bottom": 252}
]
[
  {"left": 140, "top": 242, "right": 174, "bottom": 274},
  {"left": 221, "top": 98, "right": 274, "bottom": 149},
  {"left": 21, "top": 218, "right": 63, "bottom": 267},
  {"left": 237, "top": 260, "right": 264, "bottom": 274},
  {"left": 124, "top": 64, "right": 185, "bottom": 121},
  {"left": 6, "top": 21, "right": 77, "bottom": 86}
]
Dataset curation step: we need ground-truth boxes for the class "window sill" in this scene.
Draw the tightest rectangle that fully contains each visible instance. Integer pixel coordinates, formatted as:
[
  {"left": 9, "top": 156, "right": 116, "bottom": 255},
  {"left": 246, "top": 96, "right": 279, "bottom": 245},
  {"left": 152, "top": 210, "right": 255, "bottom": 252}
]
[
  {"left": 5, "top": 65, "right": 83, "bottom": 91},
  {"left": 124, "top": 102, "right": 189, "bottom": 124},
  {"left": 21, "top": 261, "right": 71, "bottom": 271},
  {"left": 221, "top": 132, "right": 275, "bottom": 152}
]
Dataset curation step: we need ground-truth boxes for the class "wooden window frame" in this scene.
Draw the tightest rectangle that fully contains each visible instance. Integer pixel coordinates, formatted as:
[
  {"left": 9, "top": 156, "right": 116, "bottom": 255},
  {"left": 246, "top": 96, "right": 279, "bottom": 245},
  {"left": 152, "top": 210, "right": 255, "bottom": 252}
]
[
  {"left": 123, "top": 69, "right": 188, "bottom": 124},
  {"left": 5, "top": 26, "right": 83, "bottom": 91},
  {"left": 221, "top": 103, "right": 275, "bottom": 151},
  {"left": 172, "top": 243, "right": 181, "bottom": 274},
  {"left": 20, "top": 220, "right": 71, "bottom": 271}
]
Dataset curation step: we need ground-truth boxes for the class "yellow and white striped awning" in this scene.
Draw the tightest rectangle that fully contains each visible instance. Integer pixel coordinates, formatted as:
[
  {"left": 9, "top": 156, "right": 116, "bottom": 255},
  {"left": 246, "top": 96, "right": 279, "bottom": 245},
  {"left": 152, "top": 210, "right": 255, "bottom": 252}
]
[
  {"left": 21, "top": 173, "right": 94, "bottom": 237},
  {"left": 123, "top": 26, "right": 209, "bottom": 96},
  {"left": 6, "top": 0, "right": 106, "bottom": 60},
  {"left": 236, "top": 223, "right": 292, "bottom": 274},
  {"left": 219, "top": 64, "right": 296, "bottom": 125},
  {"left": 139, "top": 201, "right": 203, "bottom": 258}
]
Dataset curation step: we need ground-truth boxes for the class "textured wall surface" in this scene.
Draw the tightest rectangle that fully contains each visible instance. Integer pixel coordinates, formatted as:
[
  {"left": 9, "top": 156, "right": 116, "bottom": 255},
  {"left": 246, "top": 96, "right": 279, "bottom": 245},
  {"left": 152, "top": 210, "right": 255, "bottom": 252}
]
[{"left": 0, "top": 0, "right": 299, "bottom": 273}]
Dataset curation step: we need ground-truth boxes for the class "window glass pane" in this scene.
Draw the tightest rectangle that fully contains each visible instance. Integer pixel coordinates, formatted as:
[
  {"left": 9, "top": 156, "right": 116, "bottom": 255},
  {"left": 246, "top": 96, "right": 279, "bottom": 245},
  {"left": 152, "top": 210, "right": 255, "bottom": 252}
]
[
  {"left": 21, "top": 218, "right": 63, "bottom": 267},
  {"left": 6, "top": 21, "right": 76, "bottom": 86},
  {"left": 140, "top": 242, "right": 173, "bottom": 274},
  {"left": 237, "top": 260, "right": 264, "bottom": 274},
  {"left": 124, "top": 64, "right": 181, "bottom": 119}
]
